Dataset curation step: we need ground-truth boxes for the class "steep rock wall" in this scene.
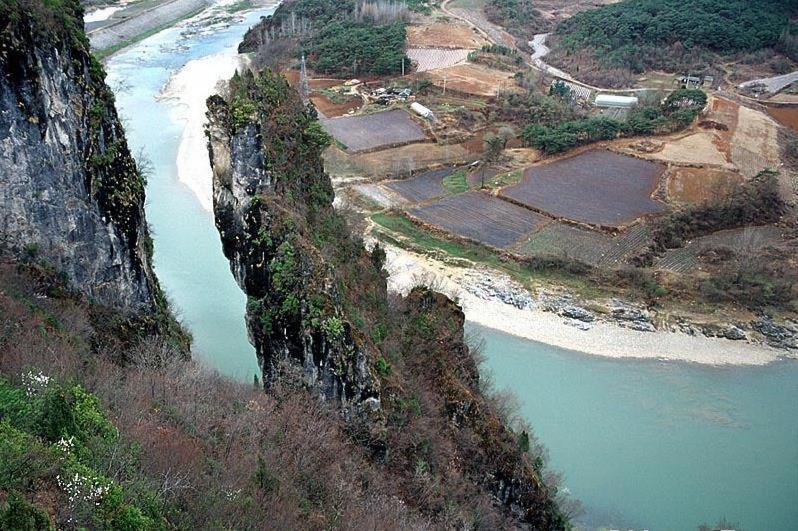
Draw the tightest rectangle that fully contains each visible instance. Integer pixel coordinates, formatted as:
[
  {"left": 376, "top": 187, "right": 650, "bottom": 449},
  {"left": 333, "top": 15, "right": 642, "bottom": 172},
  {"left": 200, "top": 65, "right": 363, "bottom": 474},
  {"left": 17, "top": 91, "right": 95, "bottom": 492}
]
[
  {"left": 0, "top": 0, "right": 160, "bottom": 315},
  {"left": 206, "top": 72, "right": 382, "bottom": 424}
]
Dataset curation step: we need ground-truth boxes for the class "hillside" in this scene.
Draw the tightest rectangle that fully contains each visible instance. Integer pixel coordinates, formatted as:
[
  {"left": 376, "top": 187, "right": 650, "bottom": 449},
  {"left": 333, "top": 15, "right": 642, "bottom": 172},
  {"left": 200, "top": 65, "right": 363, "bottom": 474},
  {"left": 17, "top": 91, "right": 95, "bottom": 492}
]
[
  {"left": 549, "top": 0, "right": 797, "bottom": 85},
  {"left": 238, "top": 0, "right": 410, "bottom": 77}
]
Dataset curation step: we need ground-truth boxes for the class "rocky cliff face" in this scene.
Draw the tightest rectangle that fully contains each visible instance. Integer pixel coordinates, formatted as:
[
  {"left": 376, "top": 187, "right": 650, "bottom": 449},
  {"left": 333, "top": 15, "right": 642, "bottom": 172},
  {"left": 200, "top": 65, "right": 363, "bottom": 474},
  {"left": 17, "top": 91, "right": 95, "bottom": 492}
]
[
  {"left": 206, "top": 71, "right": 381, "bottom": 423},
  {"left": 206, "top": 68, "right": 566, "bottom": 528},
  {"left": 0, "top": 0, "right": 159, "bottom": 315}
]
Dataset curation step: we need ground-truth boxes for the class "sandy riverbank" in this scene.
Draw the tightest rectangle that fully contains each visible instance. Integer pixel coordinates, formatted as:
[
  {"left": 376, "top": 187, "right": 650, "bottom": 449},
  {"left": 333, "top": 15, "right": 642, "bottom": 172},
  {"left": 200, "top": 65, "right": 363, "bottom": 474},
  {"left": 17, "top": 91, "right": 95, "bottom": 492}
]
[
  {"left": 160, "top": 52, "right": 250, "bottom": 211},
  {"left": 382, "top": 243, "right": 787, "bottom": 366}
]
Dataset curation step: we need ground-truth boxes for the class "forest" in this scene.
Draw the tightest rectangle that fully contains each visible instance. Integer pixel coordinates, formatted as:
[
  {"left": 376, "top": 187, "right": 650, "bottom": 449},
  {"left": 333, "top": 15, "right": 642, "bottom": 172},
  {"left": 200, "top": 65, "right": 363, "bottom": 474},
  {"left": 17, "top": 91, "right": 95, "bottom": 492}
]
[
  {"left": 240, "top": 0, "right": 411, "bottom": 77},
  {"left": 555, "top": 0, "right": 797, "bottom": 73},
  {"left": 302, "top": 20, "right": 409, "bottom": 76}
]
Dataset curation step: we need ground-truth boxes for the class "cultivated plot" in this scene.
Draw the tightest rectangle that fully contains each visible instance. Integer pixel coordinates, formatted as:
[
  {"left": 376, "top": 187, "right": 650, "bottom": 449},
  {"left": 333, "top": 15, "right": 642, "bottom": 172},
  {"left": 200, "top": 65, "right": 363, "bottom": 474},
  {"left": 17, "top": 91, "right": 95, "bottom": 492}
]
[
  {"left": 385, "top": 167, "right": 460, "bottom": 203},
  {"left": 517, "top": 222, "right": 650, "bottom": 268},
  {"left": 409, "top": 192, "right": 550, "bottom": 249},
  {"left": 320, "top": 109, "right": 427, "bottom": 152},
  {"left": 406, "top": 23, "right": 487, "bottom": 49},
  {"left": 408, "top": 48, "right": 470, "bottom": 73},
  {"left": 501, "top": 150, "right": 666, "bottom": 227},
  {"left": 657, "top": 226, "right": 788, "bottom": 273},
  {"left": 424, "top": 63, "right": 515, "bottom": 96}
]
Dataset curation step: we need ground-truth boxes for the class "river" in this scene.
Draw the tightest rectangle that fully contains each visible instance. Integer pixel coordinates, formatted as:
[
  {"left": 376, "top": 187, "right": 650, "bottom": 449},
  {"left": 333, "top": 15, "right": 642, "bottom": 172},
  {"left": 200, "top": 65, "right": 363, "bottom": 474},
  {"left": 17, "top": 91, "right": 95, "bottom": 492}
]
[{"left": 104, "top": 5, "right": 798, "bottom": 530}]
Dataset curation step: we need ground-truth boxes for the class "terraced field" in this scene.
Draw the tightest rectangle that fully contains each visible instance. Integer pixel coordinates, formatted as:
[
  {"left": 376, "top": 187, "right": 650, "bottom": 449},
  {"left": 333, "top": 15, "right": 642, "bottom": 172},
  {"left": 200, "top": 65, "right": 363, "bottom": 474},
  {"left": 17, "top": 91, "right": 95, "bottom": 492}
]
[
  {"left": 657, "top": 226, "right": 788, "bottom": 273},
  {"left": 409, "top": 192, "right": 550, "bottom": 249},
  {"left": 501, "top": 150, "right": 667, "bottom": 227},
  {"left": 517, "top": 222, "right": 650, "bottom": 268},
  {"left": 385, "top": 167, "right": 461, "bottom": 202},
  {"left": 320, "top": 109, "right": 427, "bottom": 152},
  {"left": 407, "top": 48, "right": 470, "bottom": 73}
]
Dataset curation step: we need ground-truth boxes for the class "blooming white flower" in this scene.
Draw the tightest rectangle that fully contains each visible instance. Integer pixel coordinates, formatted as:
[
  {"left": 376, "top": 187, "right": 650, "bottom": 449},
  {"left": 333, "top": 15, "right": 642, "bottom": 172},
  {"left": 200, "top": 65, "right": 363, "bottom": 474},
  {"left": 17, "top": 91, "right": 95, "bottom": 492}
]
[{"left": 22, "top": 370, "right": 50, "bottom": 397}]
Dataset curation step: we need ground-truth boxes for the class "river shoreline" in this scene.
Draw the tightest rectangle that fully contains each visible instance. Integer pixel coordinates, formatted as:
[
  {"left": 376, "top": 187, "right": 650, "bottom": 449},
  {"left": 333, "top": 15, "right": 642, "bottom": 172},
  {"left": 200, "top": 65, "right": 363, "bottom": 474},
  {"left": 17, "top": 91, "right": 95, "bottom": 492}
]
[
  {"left": 381, "top": 243, "right": 792, "bottom": 366},
  {"left": 160, "top": 52, "right": 251, "bottom": 211}
]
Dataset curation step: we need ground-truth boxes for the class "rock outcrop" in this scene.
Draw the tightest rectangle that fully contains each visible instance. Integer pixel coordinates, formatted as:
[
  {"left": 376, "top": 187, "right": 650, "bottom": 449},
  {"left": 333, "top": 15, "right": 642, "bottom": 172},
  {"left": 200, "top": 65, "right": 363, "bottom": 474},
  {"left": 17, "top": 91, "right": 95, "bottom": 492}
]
[
  {"left": 206, "top": 70, "right": 381, "bottom": 422},
  {"left": 0, "top": 0, "right": 160, "bottom": 315},
  {"left": 206, "top": 67, "right": 566, "bottom": 528}
]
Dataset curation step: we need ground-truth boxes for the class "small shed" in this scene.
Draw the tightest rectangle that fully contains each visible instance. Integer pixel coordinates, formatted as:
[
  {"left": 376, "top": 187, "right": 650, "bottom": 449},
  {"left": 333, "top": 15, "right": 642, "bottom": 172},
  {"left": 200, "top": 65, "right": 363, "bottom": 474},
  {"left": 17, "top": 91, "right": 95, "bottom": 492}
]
[{"left": 594, "top": 94, "right": 638, "bottom": 108}]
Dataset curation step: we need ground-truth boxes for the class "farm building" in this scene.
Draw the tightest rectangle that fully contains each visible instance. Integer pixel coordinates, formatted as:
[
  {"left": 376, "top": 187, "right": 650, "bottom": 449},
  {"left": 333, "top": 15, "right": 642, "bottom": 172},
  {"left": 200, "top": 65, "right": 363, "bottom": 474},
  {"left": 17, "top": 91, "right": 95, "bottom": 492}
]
[{"left": 595, "top": 94, "right": 638, "bottom": 108}]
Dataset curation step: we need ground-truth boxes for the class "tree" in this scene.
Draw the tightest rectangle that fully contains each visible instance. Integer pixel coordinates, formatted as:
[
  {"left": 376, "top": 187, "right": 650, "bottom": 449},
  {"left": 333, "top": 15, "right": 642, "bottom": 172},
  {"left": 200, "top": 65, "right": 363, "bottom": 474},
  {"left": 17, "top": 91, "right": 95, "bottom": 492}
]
[{"left": 480, "top": 135, "right": 505, "bottom": 188}]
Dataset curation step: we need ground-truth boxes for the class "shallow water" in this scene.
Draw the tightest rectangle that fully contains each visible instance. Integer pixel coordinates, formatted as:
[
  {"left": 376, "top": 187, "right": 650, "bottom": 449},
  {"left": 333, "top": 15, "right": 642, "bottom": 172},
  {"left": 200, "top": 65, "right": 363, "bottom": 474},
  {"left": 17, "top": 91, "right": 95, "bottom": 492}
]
[
  {"left": 103, "top": 6, "right": 798, "bottom": 529},
  {"left": 105, "top": 8, "right": 274, "bottom": 380},
  {"left": 473, "top": 322, "right": 798, "bottom": 530}
]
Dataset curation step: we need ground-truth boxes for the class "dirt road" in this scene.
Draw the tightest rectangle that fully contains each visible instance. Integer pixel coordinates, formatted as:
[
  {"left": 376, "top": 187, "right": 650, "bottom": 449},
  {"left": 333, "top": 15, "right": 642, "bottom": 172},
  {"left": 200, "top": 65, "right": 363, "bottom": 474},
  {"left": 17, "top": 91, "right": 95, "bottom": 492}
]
[{"left": 739, "top": 71, "right": 798, "bottom": 94}]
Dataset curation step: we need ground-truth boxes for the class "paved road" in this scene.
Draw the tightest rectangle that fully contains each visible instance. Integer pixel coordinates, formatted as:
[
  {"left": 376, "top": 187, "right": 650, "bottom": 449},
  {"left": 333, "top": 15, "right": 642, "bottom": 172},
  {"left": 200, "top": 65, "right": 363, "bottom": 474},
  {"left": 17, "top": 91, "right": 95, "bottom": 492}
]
[
  {"left": 88, "top": 0, "right": 210, "bottom": 52},
  {"left": 739, "top": 70, "right": 798, "bottom": 94}
]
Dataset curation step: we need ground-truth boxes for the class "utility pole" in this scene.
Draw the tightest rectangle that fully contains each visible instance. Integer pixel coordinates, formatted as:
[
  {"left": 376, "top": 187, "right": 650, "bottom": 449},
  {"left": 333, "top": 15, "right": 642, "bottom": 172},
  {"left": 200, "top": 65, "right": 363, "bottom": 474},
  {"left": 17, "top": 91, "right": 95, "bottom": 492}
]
[
  {"left": 300, "top": 54, "right": 310, "bottom": 106},
  {"left": 443, "top": 76, "right": 447, "bottom": 95}
]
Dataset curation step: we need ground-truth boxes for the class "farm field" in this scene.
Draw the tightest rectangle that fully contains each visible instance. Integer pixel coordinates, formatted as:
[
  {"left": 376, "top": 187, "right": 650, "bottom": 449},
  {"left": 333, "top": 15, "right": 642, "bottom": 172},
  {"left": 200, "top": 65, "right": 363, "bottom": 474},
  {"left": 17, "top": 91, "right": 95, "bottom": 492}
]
[
  {"left": 516, "top": 222, "right": 650, "bottom": 268},
  {"left": 500, "top": 150, "right": 667, "bottom": 227},
  {"left": 310, "top": 94, "right": 361, "bottom": 118},
  {"left": 423, "top": 63, "right": 515, "bottom": 96},
  {"left": 408, "top": 48, "right": 471, "bottom": 73},
  {"left": 406, "top": 23, "right": 486, "bottom": 49},
  {"left": 323, "top": 142, "right": 471, "bottom": 179},
  {"left": 666, "top": 167, "right": 743, "bottom": 204},
  {"left": 766, "top": 105, "right": 798, "bottom": 134},
  {"left": 320, "top": 109, "right": 427, "bottom": 152},
  {"left": 385, "top": 166, "right": 463, "bottom": 202},
  {"left": 409, "top": 192, "right": 550, "bottom": 249},
  {"left": 732, "top": 105, "right": 781, "bottom": 177},
  {"left": 657, "top": 226, "right": 789, "bottom": 273}
]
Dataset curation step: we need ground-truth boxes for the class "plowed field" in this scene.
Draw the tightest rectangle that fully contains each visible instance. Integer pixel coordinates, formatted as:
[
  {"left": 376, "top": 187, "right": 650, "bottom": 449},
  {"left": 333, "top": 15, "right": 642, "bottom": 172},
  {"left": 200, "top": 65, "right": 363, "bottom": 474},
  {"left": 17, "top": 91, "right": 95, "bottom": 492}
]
[
  {"left": 409, "top": 192, "right": 550, "bottom": 248},
  {"left": 500, "top": 150, "right": 667, "bottom": 227},
  {"left": 385, "top": 167, "right": 461, "bottom": 202},
  {"left": 320, "top": 109, "right": 427, "bottom": 152},
  {"left": 424, "top": 63, "right": 515, "bottom": 96},
  {"left": 666, "top": 167, "right": 743, "bottom": 204}
]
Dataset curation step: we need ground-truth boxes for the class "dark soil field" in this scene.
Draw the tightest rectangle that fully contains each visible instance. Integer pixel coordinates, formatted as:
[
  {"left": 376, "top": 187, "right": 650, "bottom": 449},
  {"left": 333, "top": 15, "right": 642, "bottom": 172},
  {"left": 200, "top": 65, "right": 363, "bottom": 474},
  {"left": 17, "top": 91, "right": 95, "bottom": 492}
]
[
  {"left": 517, "top": 222, "right": 650, "bottom": 268},
  {"left": 385, "top": 167, "right": 461, "bottom": 202},
  {"left": 500, "top": 150, "right": 667, "bottom": 227},
  {"left": 320, "top": 109, "right": 427, "bottom": 152},
  {"left": 409, "top": 192, "right": 550, "bottom": 249}
]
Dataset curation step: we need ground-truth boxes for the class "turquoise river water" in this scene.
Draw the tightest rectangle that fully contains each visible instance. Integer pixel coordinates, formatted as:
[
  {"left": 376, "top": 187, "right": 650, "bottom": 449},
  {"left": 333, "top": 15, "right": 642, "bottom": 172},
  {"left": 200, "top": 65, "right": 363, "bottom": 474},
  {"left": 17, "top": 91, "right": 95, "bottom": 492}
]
[{"left": 105, "top": 6, "right": 798, "bottom": 530}]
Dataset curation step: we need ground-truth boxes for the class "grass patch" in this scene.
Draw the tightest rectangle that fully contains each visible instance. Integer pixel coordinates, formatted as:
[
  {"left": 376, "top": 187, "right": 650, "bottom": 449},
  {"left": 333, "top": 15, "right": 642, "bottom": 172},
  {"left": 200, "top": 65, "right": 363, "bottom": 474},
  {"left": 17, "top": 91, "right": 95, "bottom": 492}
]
[
  {"left": 483, "top": 169, "right": 521, "bottom": 189},
  {"left": 442, "top": 169, "right": 468, "bottom": 194}
]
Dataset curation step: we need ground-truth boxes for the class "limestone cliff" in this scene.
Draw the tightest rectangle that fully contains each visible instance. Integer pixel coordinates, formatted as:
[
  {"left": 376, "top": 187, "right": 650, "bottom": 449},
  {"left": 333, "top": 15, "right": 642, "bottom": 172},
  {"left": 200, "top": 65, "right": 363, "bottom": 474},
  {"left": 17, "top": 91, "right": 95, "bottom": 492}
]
[
  {"left": 0, "top": 0, "right": 161, "bottom": 315},
  {"left": 206, "top": 68, "right": 566, "bottom": 528},
  {"left": 206, "top": 70, "right": 381, "bottom": 423}
]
